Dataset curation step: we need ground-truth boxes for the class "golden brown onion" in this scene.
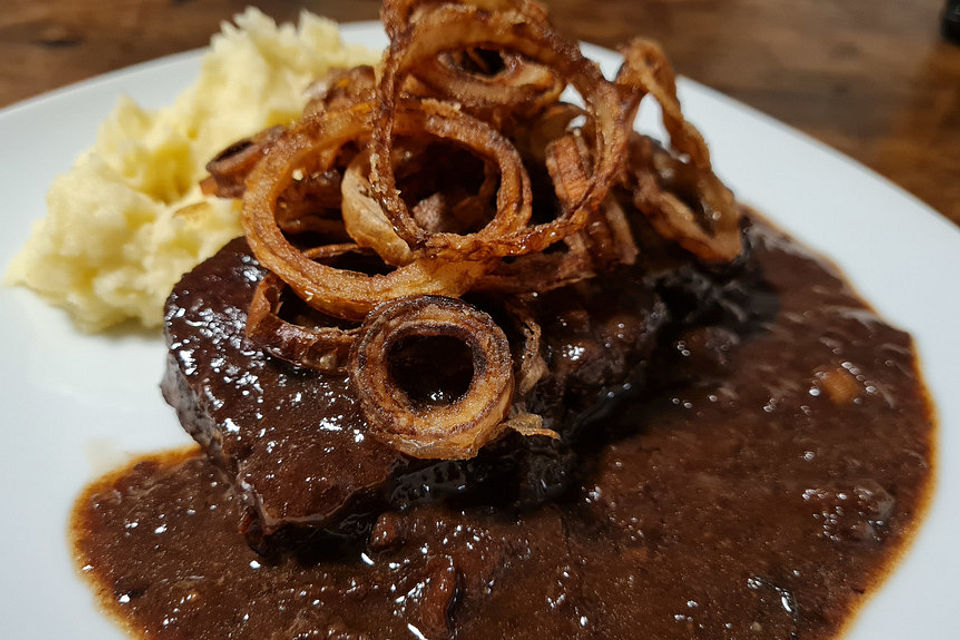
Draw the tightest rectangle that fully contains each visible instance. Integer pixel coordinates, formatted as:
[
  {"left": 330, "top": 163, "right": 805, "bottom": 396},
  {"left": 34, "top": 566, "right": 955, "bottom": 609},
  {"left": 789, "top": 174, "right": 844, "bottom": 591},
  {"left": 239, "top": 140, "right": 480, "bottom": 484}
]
[
  {"left": 202, "top": 125, "right": 285, "bottom": 198},
  {"left": 617, "top": 39, "right": 741, "bottom": 261},
  {"left": 371, "top": 2, "right": 626, "bottom": 258},
  {"left": 341, "top": 150, "right": 415, "bottom": 266},
  {"left": 246, "top": 245, "right": 360, "bottom": 371},
  {"left": 243, "top": 104, "right": 492, "bottom": 321},
  {"left": 546, "top": 131, "right": 638, "bottom": 268},
  {"left": 304, "top": 65, "right": 378, "bottom": 118},
  {"left": 511, "top": 102, "right": 584, "bottom": 164},
  {"left": 501, "top": 297, "right": 548, "bottom": 396},
  {"left": 408, "top": 51, "right": 564, "bottom": 125},
  {"left": 371, "top": 98, "right": 534, "bottom": 261},
  {"left": 617, "top": 39, "right": 713, "bottom": 169},
  {"left": 474, "top": 233, "right": 595, "bottom": 294},
  {"left": 350, "top": 295, "right": 515, "bottom": 459},
  {"left": 629, "top": 134, "right": 741, "bottom": 263},
  {"left": 274, "top": 167, "right": 346, "bottom": 237},
  {"left": 595, "top": 196, "right": 639, "bottom": 267}
]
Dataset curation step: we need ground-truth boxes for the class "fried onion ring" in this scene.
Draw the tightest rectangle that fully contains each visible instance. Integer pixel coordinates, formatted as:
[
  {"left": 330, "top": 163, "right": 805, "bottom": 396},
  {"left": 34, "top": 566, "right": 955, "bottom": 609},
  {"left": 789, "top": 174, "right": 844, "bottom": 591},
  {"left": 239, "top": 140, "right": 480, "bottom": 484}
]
[
  {"left": 616, "top": 39, "right": 711, "bottom": 168},
  {"left": 340, "top": 97, "right": 534, "bottom": 264},
  {"left": 617, "top": 39, "right": 741, "bottom": 261},
  {"left": 246, "top": 245, "right": 360, "bottom": 371},
  {"left": 243, "top": 104, "right": 492, "bottom": 321},
  {"left": 341, "top": 150, "right": 415, "bottom": 266},
  {"left": 350, "top": 295, "right": 515, "bottom": 459},
  {"left": 409, "top": 51, "right": 564, "bottom": 124},
  {"left": 629, "top": 134, "right": 741, "bottom": 263},
  {"left": 371, "top": 2, "right": 626, "bottom": 257},
  {"left": 371, "top": 98, "right": 534, "bottom": 261},
  {"left": 201, "top": 125, "right": 285, "bottom": 198}
]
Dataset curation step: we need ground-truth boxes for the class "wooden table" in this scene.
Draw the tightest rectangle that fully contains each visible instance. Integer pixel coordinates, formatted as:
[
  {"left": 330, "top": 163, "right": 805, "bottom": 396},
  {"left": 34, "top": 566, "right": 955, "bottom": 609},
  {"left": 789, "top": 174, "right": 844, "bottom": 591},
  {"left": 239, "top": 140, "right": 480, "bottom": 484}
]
[{"left": 2, "top": 0, "right": 958, "bottom": 224}]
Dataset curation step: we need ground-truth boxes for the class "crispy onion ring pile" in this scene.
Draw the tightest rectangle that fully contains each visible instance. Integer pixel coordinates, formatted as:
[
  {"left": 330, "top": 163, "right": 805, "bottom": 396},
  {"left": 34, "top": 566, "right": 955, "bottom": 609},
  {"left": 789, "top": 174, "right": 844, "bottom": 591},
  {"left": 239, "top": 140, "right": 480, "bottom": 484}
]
[{"left": 203, "top": 0, "right": 744, "bottom": 460}]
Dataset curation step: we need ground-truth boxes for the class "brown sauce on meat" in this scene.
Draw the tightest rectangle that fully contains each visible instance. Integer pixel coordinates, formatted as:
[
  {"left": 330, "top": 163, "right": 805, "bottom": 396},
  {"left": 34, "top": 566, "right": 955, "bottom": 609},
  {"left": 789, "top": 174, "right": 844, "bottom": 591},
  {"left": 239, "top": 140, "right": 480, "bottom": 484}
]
[{"left": 70, "top": 226, "right": 934, "bottom": 639}]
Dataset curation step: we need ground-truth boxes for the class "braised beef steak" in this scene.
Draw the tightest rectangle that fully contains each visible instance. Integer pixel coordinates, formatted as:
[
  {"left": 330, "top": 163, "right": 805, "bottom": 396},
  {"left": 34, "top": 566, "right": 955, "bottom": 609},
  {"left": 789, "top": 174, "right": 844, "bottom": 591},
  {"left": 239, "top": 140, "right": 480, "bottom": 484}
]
[
  {"left": 81, "top": 223, "right": 933, "bottom": 640},
  {"left": 161, "top": 239, "right": 403, "bottom": 540},
  {"left": 161, "top": 237, "right": 703, "bottom": 543}
]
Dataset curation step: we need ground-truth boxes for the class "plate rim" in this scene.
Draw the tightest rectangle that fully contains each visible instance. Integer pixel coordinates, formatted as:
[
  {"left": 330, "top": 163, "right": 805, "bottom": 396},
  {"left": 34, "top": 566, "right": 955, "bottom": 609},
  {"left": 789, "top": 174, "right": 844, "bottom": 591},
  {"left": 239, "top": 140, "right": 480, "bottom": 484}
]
[{"left": 0, "top": 18, "right": 956, "bottom": 640}]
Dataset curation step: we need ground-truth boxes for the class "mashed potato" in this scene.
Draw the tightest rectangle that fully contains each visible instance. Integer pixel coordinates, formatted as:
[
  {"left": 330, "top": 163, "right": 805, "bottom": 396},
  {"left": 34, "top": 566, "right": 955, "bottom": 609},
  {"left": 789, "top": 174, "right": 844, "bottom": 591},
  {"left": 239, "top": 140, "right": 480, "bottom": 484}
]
[{"left": 5, "top": 8, "right": 378, "bottom": 331}]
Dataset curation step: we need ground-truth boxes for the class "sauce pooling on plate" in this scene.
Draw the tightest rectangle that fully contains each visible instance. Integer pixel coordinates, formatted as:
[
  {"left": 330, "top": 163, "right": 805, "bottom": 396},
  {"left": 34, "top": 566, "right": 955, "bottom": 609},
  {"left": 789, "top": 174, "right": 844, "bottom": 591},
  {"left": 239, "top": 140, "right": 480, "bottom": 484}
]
[{"left": 71, "top": 224, "right": 934, "bottom": 640}]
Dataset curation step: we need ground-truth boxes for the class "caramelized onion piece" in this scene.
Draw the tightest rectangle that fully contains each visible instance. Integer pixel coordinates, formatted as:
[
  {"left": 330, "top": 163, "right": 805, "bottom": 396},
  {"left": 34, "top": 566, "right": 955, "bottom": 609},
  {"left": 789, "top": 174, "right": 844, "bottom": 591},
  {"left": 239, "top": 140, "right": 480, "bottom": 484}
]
[
  {"left": 501, "top": 297, "right": 548, "bottom": 396},
  {"left": 275, "top": 168, "right": 346, "bottom": 237},
  {"left": 475, "top": 232, "right": 594, "bottom": 294},
  {"left": 246, "top": 245, "right": 360, "bottom": 371},
  {"left": 617, "top": 39, "right": 741, "bottom": 261},
  {"left": 617, "top": 39, "right": 710, "bottom": 168},
  {"left": 593, "top": 196, "right": 639, "bottom": 267},
  {"left": 382, "top": 0, "right": 550, "bottom": 39},
  {"left": 547, "top": 131, "right": 638, "bottom": 268},
  {"left": 629, "top": 134, "right": 741, "bottom": 263},
  {"left": 304, "top": 65, "right": 377, "bottom": 118},
  {"left": 501, "top": 409, "right": 556, "bottom": 439},
  {"left": 371, "top": 98, "right": 534, "bottom": 260},
  {"left": 342, "top": 150, "right": 414, "bottom": 266},
  {"left": 358, "top": 98, "right": 532, "bottom": 263},
  {"left": 371, "top": 2, "right": 626, "bottom": 257},
  {"left": 511, "top": 102, "right": 584, "bottom": 164},
  {"left": 202, "top": 125, "right": 285, "bottom": 198},
  {"left": 350, "top": 296, "right": 515, "bottom": 459},
  {"left": 409, "top": 51, "right": 564, "bottom": 125},
  {"left": 243, "top": 105, "right": 494, "bottom": 321}
]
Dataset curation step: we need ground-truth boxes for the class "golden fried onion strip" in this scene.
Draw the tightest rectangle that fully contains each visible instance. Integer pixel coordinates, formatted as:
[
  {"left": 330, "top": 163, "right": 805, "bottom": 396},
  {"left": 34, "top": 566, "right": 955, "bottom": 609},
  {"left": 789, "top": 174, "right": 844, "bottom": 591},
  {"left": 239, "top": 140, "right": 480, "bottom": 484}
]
[
  {"left": 341, "top": 150, "right": 415, "bottom": 267},
  {"left": 628, "top": 134, "right": 741, "bottom": 263},
  {"left": 246, "top": 245, "right": 361, "bottom": 371},
  {"left": 371, "top": 2, "right": 626, "bottom": 257},
  {"left": 381, "top": 0, "right": 550, "bottom": 39},
  {"left": 617, "top": 39, "right": 742, "bottom": 262},
  {"left": 350, "top": 295, "right": 515, "bottom": 459},
  {"left": 243, "top": 104, "right": 490, "bottom": 321}
]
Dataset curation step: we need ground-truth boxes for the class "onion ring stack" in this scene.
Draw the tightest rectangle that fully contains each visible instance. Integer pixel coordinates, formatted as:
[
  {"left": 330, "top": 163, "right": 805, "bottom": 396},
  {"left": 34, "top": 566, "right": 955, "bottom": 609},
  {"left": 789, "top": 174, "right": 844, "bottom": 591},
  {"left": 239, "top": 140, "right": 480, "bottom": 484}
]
[
  {"left": 201, "top": 0, "right": 746, "bottom": 460},
  {"left": 351, "top": 295, "right": 517, "bottom": 459}
]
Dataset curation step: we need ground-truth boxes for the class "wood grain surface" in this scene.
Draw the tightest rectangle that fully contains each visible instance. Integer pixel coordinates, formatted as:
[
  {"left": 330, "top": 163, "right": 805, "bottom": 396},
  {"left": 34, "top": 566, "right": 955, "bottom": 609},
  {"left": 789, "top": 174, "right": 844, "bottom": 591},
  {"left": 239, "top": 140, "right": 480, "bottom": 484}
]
[{"left": 1, "top": 0, "right": 958, "bottom": 224}]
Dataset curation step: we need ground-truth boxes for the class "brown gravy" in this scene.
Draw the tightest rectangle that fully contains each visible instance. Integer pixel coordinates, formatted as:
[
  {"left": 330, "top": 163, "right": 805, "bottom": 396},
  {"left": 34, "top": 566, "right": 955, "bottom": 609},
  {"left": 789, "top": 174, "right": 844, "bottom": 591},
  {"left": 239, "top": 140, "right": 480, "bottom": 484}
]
[{"left": 71, "top": 226, "right": 934, "bottom": 639}]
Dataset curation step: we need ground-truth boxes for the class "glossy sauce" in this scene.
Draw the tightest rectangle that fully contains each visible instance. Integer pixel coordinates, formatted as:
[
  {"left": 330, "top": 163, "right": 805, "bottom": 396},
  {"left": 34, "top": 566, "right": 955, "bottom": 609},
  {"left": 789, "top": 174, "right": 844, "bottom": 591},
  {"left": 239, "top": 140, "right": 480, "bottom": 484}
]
[{"left": 71, "top": 226, "right": 934, "bottom": 639}]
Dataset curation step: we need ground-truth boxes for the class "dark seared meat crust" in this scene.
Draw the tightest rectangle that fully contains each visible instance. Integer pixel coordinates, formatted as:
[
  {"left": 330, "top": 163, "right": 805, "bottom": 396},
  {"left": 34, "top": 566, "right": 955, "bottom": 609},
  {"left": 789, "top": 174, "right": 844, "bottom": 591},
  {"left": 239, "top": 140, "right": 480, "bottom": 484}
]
[{"left": 162, "top": 232, "right": 758, "bottom": 548}]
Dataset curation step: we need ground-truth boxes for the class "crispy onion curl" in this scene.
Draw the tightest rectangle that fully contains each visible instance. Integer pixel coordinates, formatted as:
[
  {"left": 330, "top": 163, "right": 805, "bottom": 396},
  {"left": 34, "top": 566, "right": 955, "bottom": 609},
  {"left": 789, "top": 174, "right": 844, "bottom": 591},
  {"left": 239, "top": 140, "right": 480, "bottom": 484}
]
[
  {"left": 371, "top": 1, "right": 627, "bottom": 258},
  {"left": 207, "top": 0, "right": 749, "bottom": 460},
  {"left": 202, "top": 125, "right": 285, "bottom": 198},
  {"left": 407, "top": 51, "right": 564, "bottom": 126},
  {"left": 243, "top": 99, "right": 536, "bottom": 321},
  {"left": 341, "top": 150, "right": 414, "bottom": 267},
  {"left": 350, "top": 295, "right": 554, "bottom": 460},
  {"left": 628, "top": 134, "right": 741, "bottom": 263},
  {"left": 547, "top": 130, "right": 639, "bottom": 269},
  {"left": 364, "top": 98, "right": 534, "bottom": 262},
  {"left": 246, "top": 245, "right": 361, "bottom": 371},
  {"left": 381, "top": 0, "right": 550, "bottom": 39},
  {"left": 616, "top": 39, "right": 742, "bottom": 262},
  {"left": 500, "top": 297, "right": 548, "bottom": 396}
]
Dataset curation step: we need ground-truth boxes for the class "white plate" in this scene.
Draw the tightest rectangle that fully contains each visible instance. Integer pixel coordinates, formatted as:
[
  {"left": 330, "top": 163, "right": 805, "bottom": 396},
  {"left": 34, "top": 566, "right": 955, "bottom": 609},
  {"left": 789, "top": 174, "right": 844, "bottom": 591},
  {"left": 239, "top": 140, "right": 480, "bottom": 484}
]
[{"left": 1, "top": 21, "right": 957, "bottom": 640}]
